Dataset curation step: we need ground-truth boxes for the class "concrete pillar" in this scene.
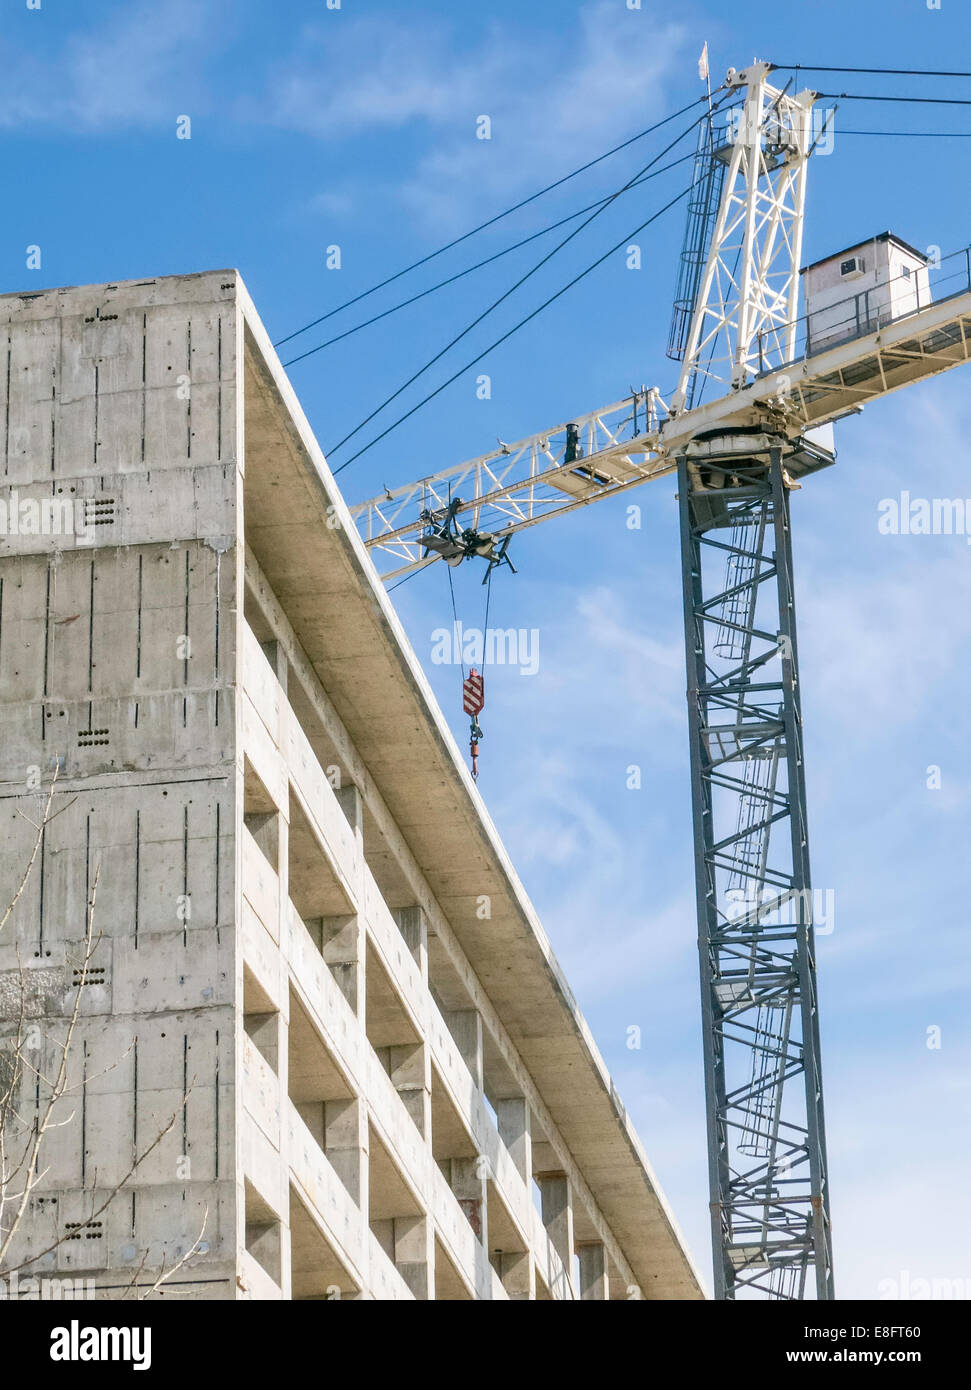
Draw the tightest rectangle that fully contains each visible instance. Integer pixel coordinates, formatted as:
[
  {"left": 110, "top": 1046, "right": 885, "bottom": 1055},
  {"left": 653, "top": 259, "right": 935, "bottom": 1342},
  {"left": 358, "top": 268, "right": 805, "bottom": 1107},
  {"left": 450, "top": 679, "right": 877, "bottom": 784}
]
[
  {"left": 496, "top": 1097, "right": 531, "bottom": 1184},
  {"left": 318, "top": 913, "right": 365, "bottom": 1021},
  {"left": 243, "top": 1010, "right": 280, "bottom": 1072},
  {"left": 334, "top": 782, "right": 363, "bottom": 837},
  {"left": 393, "top": 1215, "right": 434, "bottom": 1300},
  {"left": 446, "top": 1158, "right": 487, "bottom": 1245},
  {"left": 444, "top": 1008, "right": 483, "bottom": 1089},
  {"left": 578, "top": 1242, "right": 610, "bottom": 1300},
  {"left": 243, "top": 809, "right": 280, "bottom": 872},
  {"left": 395, "top": 905, "right": 428, "bottom": 980},
  {"left": 387, "top": 1042, "right": 432, "bottom": 1141},
  {"left": 324, "top": 1097, "right": 368, "bottom": 1212},
  {"left": 334, "top": 783, "right": 365, "bottom": 903},
  {"left": 497, "top": 1249, "right": 534, "bottom": 1301},
  {"left": 537, "top": 1171, "right": 574, "bottom": 1297},
  {"left": 259, "top": 638, "right": 288, "bottom": 695},
  {"left": 245, "top": 1219, "right": 283, "bottom": 1288}
]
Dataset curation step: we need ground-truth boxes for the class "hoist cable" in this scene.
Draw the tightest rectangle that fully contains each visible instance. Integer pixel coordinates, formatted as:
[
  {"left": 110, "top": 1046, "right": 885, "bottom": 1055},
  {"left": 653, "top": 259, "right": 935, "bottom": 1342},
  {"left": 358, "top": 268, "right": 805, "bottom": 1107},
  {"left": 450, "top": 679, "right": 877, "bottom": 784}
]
[
  {"left": 483, "top": 565, "right": 494, "bottom": 641},
  {"left": 446, "top": 564, "right": 465, "bottom": 684}
]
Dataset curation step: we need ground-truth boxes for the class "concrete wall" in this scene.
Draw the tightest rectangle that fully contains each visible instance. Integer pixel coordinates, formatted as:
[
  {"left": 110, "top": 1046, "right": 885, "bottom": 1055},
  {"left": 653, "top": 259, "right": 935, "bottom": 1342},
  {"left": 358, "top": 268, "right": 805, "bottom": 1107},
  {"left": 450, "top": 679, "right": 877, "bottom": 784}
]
[{"left": 0, "top": 272, "right": 240, "bottom": 1297}]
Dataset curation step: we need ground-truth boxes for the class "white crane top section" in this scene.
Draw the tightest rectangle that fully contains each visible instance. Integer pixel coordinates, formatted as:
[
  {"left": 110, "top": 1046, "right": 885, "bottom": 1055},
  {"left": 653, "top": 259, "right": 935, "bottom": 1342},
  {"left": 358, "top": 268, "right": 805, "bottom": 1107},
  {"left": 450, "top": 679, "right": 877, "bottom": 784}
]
[{"left": 348, "top": 61, "right": 971, "bottom": 580}]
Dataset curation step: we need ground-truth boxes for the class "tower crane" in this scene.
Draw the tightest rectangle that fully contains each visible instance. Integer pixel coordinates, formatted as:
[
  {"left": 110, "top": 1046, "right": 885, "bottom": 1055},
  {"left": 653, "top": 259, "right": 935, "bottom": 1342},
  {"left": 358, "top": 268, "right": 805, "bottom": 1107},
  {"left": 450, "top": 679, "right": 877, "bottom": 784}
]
[{"left": 348, "top": 60, "right": 971, "bottom": 1300}]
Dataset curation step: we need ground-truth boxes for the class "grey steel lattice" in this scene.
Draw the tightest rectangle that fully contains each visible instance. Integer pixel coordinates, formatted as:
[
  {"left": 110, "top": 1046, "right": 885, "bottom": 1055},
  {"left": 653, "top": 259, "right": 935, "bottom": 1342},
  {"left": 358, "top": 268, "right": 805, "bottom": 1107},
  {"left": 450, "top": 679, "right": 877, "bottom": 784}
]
[{"left": 677, "top": 433, "right": 834, "bottom": 1300}]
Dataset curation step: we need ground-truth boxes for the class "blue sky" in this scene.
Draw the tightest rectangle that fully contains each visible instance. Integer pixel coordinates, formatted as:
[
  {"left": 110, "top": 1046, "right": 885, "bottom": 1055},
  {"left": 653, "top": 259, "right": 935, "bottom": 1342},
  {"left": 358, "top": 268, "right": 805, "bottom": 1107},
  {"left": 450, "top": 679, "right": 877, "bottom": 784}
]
[{"left": 5, "top": 0, "right": 971, "bottom": 1299}]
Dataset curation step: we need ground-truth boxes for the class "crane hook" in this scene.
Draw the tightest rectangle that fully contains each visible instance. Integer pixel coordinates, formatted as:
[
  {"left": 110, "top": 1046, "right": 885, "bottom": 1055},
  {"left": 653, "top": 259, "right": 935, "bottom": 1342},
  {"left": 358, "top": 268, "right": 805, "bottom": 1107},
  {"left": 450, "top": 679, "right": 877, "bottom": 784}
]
[{"left": 469, "top": 716, "right": 483, "bottom": 780}]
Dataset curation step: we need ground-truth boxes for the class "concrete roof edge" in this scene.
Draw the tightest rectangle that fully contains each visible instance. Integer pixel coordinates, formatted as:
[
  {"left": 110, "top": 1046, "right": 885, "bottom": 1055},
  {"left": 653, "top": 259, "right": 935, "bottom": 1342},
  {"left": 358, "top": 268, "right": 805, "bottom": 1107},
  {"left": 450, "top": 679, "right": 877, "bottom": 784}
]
[{"left": 0, "top": 268, "right": 241, "bottom": 305}]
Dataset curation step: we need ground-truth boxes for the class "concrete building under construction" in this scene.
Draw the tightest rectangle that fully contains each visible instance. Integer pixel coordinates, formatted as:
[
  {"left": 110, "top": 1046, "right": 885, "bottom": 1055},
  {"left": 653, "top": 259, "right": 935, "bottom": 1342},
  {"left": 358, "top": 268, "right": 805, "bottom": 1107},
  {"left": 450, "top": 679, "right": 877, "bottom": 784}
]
[{"left": 0, "top": 271, "right": 701, "bottom": 1301}]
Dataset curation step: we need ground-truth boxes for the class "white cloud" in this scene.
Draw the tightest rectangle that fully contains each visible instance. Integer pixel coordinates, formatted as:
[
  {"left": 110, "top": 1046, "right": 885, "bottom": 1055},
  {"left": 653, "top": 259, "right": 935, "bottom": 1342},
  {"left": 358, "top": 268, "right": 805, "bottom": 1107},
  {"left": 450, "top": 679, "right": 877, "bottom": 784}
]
[
  {"left": 572, "top": 584, "right": 685, "bottom": 727},
  {"left": 497, "top": 750, "right": 626, "bottom": 872},
  {"left": 0, "top": 0, "right": 216, "bottom": 130},
  {"left": 264, "top": 17, "right": 508, "bottom": 139},
  {"left": 260, "top": 3, "right": 691, "bottom": 229},
  {"left": 793, "top": 381, "right": 971, "bottom": 738},
  {"left": 306, "top": 188, "right": 357, "bottom": 220},
  {"left": 492, "top": 746, "right": 696, "bottom": 1004},
  {"left": 800, "top": 556, "right": 971, "bottom": 730},
  {"left": 0, "top": 1, "right": 694, "bottom": 236},
  {"left": 825, "top": 1054, "right": 971, "bottom": 1298},
  {"left": 399, "top": 4, "right": 691, "bottom": 227}
]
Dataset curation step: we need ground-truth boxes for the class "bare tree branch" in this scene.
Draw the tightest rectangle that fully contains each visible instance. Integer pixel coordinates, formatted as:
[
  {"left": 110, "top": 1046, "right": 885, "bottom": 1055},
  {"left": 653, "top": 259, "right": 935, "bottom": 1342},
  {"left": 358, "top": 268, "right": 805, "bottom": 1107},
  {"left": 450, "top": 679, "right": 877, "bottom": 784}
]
[{"left": 0, "top": 777, "right": 57, "bottom": 935}]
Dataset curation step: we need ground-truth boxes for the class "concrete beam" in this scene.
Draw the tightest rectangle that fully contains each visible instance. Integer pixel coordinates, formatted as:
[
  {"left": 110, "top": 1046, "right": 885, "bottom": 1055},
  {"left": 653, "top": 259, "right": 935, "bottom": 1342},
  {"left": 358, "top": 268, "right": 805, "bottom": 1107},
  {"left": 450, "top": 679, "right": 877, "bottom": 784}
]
[
  {"left": 259, "top": 638, "right": 288, "bottom": 696},
  {"left": 335, "top": 782, "right": 363, "bottom": 838}
]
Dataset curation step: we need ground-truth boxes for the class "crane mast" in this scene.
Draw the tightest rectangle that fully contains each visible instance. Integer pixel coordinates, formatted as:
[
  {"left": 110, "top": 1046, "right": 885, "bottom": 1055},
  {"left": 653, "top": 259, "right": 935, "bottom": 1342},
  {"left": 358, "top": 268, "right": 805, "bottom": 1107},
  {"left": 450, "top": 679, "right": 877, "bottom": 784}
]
[
  {"left": 348, "top": 57, "right": 971, "bottom": 1298},
  {"left": 672, "top": 64, "right": 833, "bottom": 1300},
  {"left": 678, "top": 431, "right": 833, "bottom": 1299}
]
